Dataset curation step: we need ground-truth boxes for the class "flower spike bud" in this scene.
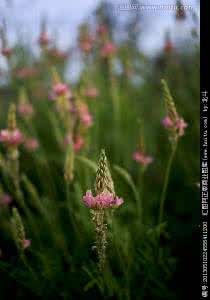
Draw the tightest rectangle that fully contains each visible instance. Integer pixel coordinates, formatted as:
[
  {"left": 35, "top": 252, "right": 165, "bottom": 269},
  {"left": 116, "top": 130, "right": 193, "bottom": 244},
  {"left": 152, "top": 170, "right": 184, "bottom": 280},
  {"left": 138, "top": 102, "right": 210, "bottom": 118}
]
[
  {"left": 161, "top": 79, "right": 178, "bottom": 123},
  {"left": 12, "top": 207, "right": 31, "bottom": 251},
  {"left": 161, "top": 79, "right": 188, "bottom": 141},
  {"left": 95, "top": 149, "right": 115, "bottom": 196}
]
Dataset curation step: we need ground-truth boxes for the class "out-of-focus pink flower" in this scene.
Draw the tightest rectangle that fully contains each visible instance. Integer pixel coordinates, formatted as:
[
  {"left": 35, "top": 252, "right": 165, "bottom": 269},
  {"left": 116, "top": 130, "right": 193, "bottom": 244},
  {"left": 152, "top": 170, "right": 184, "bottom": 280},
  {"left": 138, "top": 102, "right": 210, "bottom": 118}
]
[
  {"left": 164, "top": 40, "right": 174, "bottom": 53},
  {"left": 52, "top": 83, "right": 71, "bottom": 97},
  {"left": 114, "top": 197, "right": 124, "bottom": 207},
  {"left": 176, "top": 117, "right": 188, "bottom": 136},
  {"left": 78, "top": 103, "right": 93, "bottom": 127},
  {"left": 0, "top": 129, "right": 24, "bottom": 146},
  {"left": 24, "top": 138, "right": 39, "bottom": 151},
  {"left": 101, "top": 42, "right": 117, "bottom": 57},
  {"left": 83, "top": 190, "right": 123, "bottom": 209},
  {"left": 85, "top": 87, "right": 99, "bottom": 99},
  {"left": 81, "top": 112, "right": 93, "bottom": 127},
  {"left": 161, "top": 116, "right": 173, "bottom": 128},
  {"left": 18, "top": 103, "right": 34, "bottom": 117},
  {"left": 63, "top": 133, "right": 72, "bottom": 147},
  {"left": 1, "top": 48, "right": 12, "bottom": 58},
  {"left": 63, "top": 134, "right": 85, "bottom": 152},
  {"left": 96, "top": 25, "right": 108, "bottom": 35},
  {"left": 23, "top": 239, "right": 31, "bottom": 249},
  {"left": 38, "top": 32, "right": 50, "bottom": 47},
  {"left": 73, "top": 137, "right": 84, "bottom": 152},
  {"left": 0, "top": 194, "right": 12, "bottom": 206},
  {"left": 80, "top": 35, "right": 94, "bottom": 53},
  {"left": 16, "top": 67, "right": 37, "bottom": 80},
  {"left": 133, "top": 151, "right": 154, "bottom": 167},
  {"left": 48, "top": 47, "right": 68, "bottom": 60}
]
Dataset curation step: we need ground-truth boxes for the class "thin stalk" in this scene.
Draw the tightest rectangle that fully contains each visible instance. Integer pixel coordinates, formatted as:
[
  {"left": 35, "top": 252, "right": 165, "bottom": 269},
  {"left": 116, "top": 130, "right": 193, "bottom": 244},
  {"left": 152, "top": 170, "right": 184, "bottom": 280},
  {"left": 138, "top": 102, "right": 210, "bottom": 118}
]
[
  {"left": 137, "top": 168, "right": 144, "bottom": 223},
  {"left": 158, "top": 142, "right": 178, "bottom": 225}
]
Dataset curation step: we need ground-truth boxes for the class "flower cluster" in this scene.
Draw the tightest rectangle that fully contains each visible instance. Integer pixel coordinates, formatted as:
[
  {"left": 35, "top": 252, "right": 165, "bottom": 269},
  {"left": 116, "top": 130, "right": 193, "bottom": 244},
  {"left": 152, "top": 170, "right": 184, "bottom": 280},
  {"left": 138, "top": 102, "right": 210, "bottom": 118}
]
[
  {"left": 77, "top": 101, "right": 93, "bottom": 127},
  {"left": 162, "top": 115, "right": 188, "bottom": 137},
  {"left": 83, "top": 190, "right": 123, "bottom": 209},
  {"left": 133, "top": 151, "right": 154, "bottom": 168},
  {"left": 161, "top": 79, "right": 188, "bottom": 142},
  {"left": 0, "top": 192, "right": 12, "bottom": 207},
  {"left": 82, "top": 149, "right": 123, "bottom": 270},
  {"left": 0, "top": 104, "right": 24, "bottom": 147},
  {"left": 101, "top": 41, "right": 118, "bottom": 57},
  {"left": 0, "top": 129, "right": 24, "bottom": 146},
  {"left": 85, "top": 87, "right": 100, "bottom": 99}
]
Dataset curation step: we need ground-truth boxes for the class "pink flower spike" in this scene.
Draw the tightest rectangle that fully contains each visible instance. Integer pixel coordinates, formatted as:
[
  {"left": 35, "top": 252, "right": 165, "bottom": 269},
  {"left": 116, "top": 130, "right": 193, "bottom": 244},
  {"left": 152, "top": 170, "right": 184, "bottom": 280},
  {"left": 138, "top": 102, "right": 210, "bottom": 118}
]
[
  {"left": 0, "top": 194, "right": 12, "bottom": 206},
  {"left": 81, "top": 113, "right": 93, "bottom": 127},
  {"left": 1, "top": 48, "right": 12, "bottom": 57},
  {"left": 97, "top": 25, "right": 108, "bottom": 35},
  {"left": 85, "top": 87, "right": 99, "bottom": 98},
  {"left": 114, "top": 197, "right": 124, "bottom": 207},
  {"left": 83, "top": 190, "right": 123, "bottom": 209},
  {"left": 73, "top": 137, "right": 84, "bottom": 153},
  {"left": 23, "top": 239, "right": 31, "bottom": 249},
  {"left": 162, "top": 116, "right": 173, "bottom": 128},
  {"left": 0, "top": 129, "right": 24, "bottom": 146},
  {"left": 83, "top": 190, "right": 97, "bottom": 208},
  {"left": 24, "top": 138, "right": 39, "bottom": 151},
  {"left": 38, "top": 32, "right": 50, "bottom": 47},
  {"left": 101, "top": 42, "right": 117, "bottom": 57},
  {"left": 133, "top": 151, "right": 142, "bottom": 162},
  {"left": 176, "top": 117, "right": 188, "bottom": 136},
  {"left": 80, "top": 35, "right": 94, "bottom": 52},
  {"left": 53, "top": 83, "right": 71, "bottom": 97},
  {"left": 133, "top": 151, "right": 154, "bottom": 168},
  {"left": 18, "top": 103, "right": 34, "bottom": 117},
  {"left": 142, "top": 155, "right": 154, "bottom": 167}
]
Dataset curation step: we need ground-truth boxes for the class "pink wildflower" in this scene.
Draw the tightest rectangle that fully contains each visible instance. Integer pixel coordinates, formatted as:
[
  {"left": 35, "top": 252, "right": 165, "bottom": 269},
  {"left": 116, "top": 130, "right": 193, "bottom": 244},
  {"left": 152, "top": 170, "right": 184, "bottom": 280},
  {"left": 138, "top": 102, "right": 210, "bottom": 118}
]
[
  {"left": 1, "top": 47, "right": 12, "bottom": 58},
  {"left": 85, "top": 87, "right": 99, "bottom": 99},
  {"left": 52, "top": 83, "right": 71, "bottom": 97},
  {"left": 78, "top": 103, "right": 93, "bottom": 127},
  {"left": 48, "top": 47, "right": 68, "bottom": 60},
  {"left": 23, "top": 239, "right": 31, "bottom": 249},
  {"left": 176, "top": 117, "right": 188, "bottom": 136},
  {"left": 133, "top": 151, "right": 154, "bottom": 167},
  {"left": 0, "top": 194, "right": 12, "bottom": 206},
  {"left": 81, "top": 112, "right": 93, "bottom": 127},
  {"left": 162, "top": 115, "right": 188, "bottom": 137},
  {"left": 0, "top": 129, "right": 24, "bottom": 146},
  {"left": 73, "top": 137, "right": 84, "bottom": 152},
  {"left": 96, "top": 25, "right": 108, "bottom": 35},
  {"left": 164, "top": 41, "right": 174, "bottom": 53},
  {"left": 101, "top": 42, "right": 117, "bottom": 57},
  {"left": 24, "top": 138, "right": 39, "bottom": 151},
  {"left": 161, "top": 116, "right": 173, "bottom": 128},
  {"left": 16, "top": 67, "right": 37, "bottom": 80},
  {"left": 18, "top": 103, "right": 34, "bottom": 117},
  {"left": 38, "top": 32, "right": 50, "bottom": 47},
  {"left": 63, "top": 133, "right": 72, "bottom": 147},
  {"left": 83, "top": 190, "right": 123, "bottom": 209},
  {"left": 80, "top": 35, "right": 94, "bottom": 52}
]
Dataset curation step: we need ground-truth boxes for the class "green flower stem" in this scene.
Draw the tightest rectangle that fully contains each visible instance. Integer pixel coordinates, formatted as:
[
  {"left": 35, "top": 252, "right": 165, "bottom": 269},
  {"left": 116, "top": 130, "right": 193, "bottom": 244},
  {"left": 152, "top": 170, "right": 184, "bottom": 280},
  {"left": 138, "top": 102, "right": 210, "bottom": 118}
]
[
  {"left": 158, "top": 142, "right": 178, "bottom": 226},
  {"left": 137, "top": 168, "right": 144, "bottom": 223}
]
